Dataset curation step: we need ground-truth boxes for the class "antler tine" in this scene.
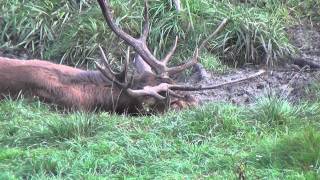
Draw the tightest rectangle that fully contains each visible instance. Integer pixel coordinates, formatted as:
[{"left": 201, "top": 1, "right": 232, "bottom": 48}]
[
  {"left": 95, "top": 61, "right": 124, "bottom": 88},
  {"left": 127, "top": 83, "right": 169, "bottom": 100},
  {"left": 127, "top": 69, "right": 265, "bottom": 99},
  {"left": 165, "top": 18, "right": 228, "bottom": 76},
  {"left": 162, "top": 36, "right": 178, "bottom": 65},
  {"left": 97, "top": 0, "right": 137, "bottom": 45},
  {"left": 167, "top": 48, "right": 199, "bottom": 76},
  {"left": 97, "top": 0, "right": 165, "bottom": 74},
  {"left": 98, "top": 45, "right": 117, "bottom": 75},
  {"left": 96, "top": 46, "right": 127, "bottom": 88},
  {"left": 98, "top": 0, "right": 228, "bottom": 78},
  {"left": 141, "top": 0, "right": 150, "bottom": 42},
  {"left": 123, "top": 47, "right": 130, "bottom": 84}
]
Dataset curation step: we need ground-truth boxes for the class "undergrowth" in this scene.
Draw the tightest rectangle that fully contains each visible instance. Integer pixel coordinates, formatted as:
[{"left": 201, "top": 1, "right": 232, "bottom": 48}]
[
  {"left": 0, "top": 0, "right": 301, "bottom": 68},
  {"left": 0, "top": 93, "right": 320, "bottom": 178}
]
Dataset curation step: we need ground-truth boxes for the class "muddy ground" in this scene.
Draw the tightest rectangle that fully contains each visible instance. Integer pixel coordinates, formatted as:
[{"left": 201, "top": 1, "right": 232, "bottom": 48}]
[
  {"left": 184, "top": 24, "right": 320, "bottom": 105},
  {"left": 1, "top": 24, "right": 320, "bottom": 106}
]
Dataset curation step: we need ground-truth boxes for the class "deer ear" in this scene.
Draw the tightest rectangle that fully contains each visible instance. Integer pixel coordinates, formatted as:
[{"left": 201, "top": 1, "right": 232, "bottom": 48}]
[{"left": 133, "top": 54, "right": 153, "bottom": 74}]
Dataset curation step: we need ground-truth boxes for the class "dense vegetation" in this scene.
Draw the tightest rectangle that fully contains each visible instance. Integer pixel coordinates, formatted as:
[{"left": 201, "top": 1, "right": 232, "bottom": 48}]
[
  {"left": 2, "top": 0, "right": 310, "bottom": 67},
  {"left": 1, "top": 0, "right": 320, "bottom": 179}
]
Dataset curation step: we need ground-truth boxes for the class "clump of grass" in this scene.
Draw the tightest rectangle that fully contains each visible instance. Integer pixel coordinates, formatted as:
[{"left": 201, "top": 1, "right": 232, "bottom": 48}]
[
  {"left": 45, "top": 113, "right": 105, "bottom": 140},
  {"left": 199, "top": 53, "right": 228, "bottom": 73},
  {"left": 305, "top": 83, "right": 320, "bottom": 102},
  {"left": 209, "top": 1, "right": 295, "bottom": 66},
  {"left": 253, "top": 128, "right": 320, "bottom": 172},
  {"left": 248, "top": 95, "right": 300, "bottom": 129},
  {"left": 0, "top": 0, "right": 82, "bottom": 58},
  {"left": 17, "top": 149, "right": 75, "bottom": 178},
  {"left": 247, "top": 0, "right": 320, "bottom": 22},
  {"left": 160, "top": 103, "right": 245, "bottom": 143},
  {"left": 0, "top": 99, "right": 106, "bottom": 147}
]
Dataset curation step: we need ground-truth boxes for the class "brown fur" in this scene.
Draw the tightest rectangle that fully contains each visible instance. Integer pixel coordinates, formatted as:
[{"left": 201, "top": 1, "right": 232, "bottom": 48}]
[{"left": 0, "top": 57, "right": 197, "bottom": 114}]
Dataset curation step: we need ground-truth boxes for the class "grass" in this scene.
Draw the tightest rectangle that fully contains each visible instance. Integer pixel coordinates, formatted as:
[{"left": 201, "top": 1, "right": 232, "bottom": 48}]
[
  {"left": 0, "top": 0, "right": 301, "bottom": 68},
  {"left": 199, "top": 52, "right": 228, "bottom": 73},
  {"left": 0, "top": 93, "right": 320, "bottom": 178}
]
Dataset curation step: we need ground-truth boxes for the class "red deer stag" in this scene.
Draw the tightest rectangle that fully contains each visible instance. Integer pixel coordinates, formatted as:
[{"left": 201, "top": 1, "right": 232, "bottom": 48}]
[{"left": 0, "top": 0, "right": 265, "bottom": 114}]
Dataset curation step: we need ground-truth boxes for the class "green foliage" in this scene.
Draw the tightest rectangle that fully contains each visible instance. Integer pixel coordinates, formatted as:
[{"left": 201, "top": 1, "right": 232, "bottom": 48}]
[
  {"left": 305, "top": 83, "right": 320, "bottom": 102},
  {"left": 0, "top": 0, "right": 85, "bottom": 59},
  {"left": 200, "top": 53, "right": 228, "bottom": 72},
  {"left": 240, "top": 0, "right": 320, "bottom": 22},
  {"left": 1, "top": 0, "right": 298, "bottom": 67}
]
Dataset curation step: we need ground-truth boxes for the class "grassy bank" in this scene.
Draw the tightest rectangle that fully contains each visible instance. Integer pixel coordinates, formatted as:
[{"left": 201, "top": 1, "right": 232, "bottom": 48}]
[
  {"left": 0, "top": 0, "right": 303, "bottom": 68},
  {"left": 0, "top": 94, "right": 320, "bottom": 179}
]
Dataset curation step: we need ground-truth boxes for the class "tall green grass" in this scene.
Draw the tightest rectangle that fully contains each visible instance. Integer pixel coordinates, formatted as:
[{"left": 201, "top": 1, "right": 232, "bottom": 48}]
[{"left": 1, "top": 0, "right": 299, "bottom": 68}]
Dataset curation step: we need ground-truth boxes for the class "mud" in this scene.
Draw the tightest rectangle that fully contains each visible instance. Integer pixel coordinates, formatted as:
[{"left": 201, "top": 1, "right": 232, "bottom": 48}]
[
  {"left": 184, "top": 67, "right": 320, "bottom": 105},
  {"left": 183, "top": 24, "right": 320, "bottom": 105}
]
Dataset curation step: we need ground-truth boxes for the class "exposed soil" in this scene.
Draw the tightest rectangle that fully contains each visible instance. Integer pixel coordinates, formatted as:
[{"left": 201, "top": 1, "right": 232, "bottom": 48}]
[
  {"left": 184, "top": 24, "right": 320, "bottom": 105},
  {"left": 186, "top": 67, "right": 320, "bottom": 105}
]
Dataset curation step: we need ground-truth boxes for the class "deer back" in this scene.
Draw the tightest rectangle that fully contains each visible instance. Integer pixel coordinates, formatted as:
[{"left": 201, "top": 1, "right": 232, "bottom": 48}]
[{"left": 0, "top": 57, "right": 143, "bottom": 112}]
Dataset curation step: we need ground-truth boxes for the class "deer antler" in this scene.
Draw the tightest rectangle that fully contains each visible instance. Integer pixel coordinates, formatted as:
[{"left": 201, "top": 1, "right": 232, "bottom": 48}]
[
  {"left": 96, "top": 45, "right": 173, "bottom": 100},
  {"left": 96, "top": 0, "right": 265, "bottom": 102},
  {"left": 126, "top": 69, "right": 266, "bottom": 99},
  {"left": 95, "top": 46, "right": 129, "bottom": 88},
  {"left": 97, "top": 0, "right": 205, "bottom": 77}
]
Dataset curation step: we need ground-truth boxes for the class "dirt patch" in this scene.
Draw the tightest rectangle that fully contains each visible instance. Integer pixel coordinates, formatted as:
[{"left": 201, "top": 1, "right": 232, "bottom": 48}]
[
  {"left": 184, "top": 24, "right": 320, "bottom": 105},
  {"left": 287, "top": 24, "right": 320, "bottom": 63},
  {"left": 184, "top": 67, "right": 320, "bottom": 105}
]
